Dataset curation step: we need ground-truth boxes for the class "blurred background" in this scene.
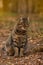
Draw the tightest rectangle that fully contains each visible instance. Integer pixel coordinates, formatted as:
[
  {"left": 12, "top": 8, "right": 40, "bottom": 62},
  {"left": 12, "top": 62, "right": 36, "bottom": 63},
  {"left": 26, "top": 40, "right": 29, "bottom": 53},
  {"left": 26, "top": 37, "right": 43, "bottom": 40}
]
[
  {"left": 0, "top": 1, "right": 43, "bottom": 65},
  {"left": 0, "top": 0, "right": 43, "bottom": 46},
  {"left": 0, "top": 0, "right": 43, "bottom": 16}
]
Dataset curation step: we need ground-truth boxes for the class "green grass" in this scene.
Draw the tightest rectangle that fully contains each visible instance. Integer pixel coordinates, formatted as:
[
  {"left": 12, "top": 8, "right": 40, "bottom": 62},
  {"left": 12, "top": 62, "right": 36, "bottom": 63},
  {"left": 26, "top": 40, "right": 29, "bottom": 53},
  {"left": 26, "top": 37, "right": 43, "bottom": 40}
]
[
  {"left": 0, "top": 11, "right": 17, "bottom": 17},
  {"left": 3, "top": 12, "right": 17, "bottom": 16}
]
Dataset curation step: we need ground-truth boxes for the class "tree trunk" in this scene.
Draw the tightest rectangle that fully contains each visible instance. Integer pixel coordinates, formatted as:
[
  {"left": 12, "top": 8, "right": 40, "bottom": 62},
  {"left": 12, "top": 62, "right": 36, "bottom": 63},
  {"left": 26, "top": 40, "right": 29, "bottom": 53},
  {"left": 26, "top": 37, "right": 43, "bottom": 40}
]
[{"left": 18, "top": 0, "right": 27, "bottom": 14}]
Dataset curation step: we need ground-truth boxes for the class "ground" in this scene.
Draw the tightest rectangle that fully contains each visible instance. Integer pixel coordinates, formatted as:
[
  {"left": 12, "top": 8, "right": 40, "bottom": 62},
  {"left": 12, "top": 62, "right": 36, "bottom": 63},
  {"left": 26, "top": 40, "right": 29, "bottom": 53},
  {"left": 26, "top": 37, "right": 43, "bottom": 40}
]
[{"left": 0, "top": 16, "right": 43, "bottom": 65}]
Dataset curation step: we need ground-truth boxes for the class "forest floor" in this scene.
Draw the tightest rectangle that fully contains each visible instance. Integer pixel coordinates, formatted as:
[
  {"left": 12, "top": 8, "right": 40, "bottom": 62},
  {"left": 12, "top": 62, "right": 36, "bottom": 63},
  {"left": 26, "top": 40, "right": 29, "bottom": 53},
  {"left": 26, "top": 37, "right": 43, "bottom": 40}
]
[{"left": 0, "top": 16, "right": 43, "bottom": 65}]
